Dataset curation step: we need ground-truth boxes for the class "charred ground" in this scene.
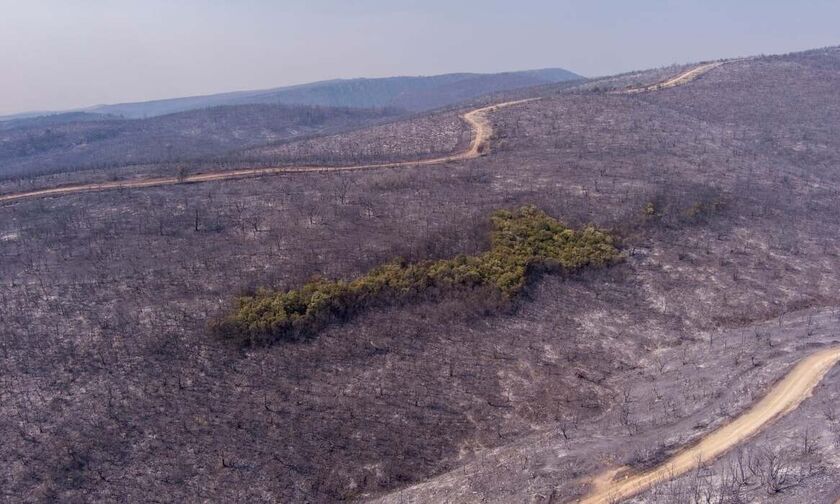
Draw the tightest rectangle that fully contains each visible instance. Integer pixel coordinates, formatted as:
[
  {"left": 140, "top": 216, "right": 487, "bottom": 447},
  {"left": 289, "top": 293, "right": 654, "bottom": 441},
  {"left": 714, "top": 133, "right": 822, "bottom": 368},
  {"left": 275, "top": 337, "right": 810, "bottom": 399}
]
[{"left": 2, "top": 47, "right": 840, "bottom": 503}]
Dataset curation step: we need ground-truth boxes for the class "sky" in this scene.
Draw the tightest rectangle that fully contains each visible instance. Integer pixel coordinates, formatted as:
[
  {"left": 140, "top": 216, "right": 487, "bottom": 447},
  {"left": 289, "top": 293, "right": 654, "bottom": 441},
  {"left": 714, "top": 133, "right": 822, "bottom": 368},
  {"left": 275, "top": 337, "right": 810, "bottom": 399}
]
[{"left": 2, "top": 0, "right": 839, "bottom": 116}]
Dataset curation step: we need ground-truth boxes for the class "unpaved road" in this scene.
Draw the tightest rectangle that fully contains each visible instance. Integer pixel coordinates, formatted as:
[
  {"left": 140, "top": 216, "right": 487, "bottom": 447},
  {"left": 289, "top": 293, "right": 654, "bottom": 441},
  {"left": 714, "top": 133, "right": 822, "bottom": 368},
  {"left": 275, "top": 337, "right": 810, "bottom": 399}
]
[
  {"left": 580, "top": 346, "right": 840, "bottom": 504},
  {"left": 0, "top": 99, "right": 536, "bottom": 205},
  {"left": 615, "top": 61, "right": 723, "bottom": 95},
  {"left": 0, "top": 61, "right": 726, "bottom": 205}
]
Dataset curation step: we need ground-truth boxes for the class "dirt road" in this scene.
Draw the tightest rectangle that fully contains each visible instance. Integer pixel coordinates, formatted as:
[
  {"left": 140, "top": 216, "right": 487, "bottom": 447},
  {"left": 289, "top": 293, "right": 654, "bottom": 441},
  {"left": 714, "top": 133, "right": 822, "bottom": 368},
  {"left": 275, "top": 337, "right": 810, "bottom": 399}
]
[
  {"left": 580, "top": 346, "right": 840, "bottom": 504},
  {"left": 0, "top": 61, "right": 726, "bottom": 205},
  {"left": 0, "top": 99, "right": 536, "bottom": 205},
  {"left": 615, "top": 61, "right": 723, "bottom": 95}
]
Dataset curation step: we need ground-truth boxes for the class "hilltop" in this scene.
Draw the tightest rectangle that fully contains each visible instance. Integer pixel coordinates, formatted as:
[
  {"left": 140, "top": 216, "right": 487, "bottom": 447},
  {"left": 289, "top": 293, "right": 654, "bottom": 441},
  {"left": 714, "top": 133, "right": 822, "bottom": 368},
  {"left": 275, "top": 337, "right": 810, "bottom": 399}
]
[
  {"left": 2, "top": 46, "right": 840, "bottom": 503},
  {"left": 0, "top": 67, "right": 581, "bottom": 122},
  {"left": 0, "top": 68, "right": 581, "bottom": 180}
]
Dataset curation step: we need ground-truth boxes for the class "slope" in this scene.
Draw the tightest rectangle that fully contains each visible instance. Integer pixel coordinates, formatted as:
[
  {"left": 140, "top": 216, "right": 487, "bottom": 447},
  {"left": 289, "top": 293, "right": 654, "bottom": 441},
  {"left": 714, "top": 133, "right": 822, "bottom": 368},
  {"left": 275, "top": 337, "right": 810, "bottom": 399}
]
[{"left": 78, "top": 68, "right": 580, "bottom": 118}]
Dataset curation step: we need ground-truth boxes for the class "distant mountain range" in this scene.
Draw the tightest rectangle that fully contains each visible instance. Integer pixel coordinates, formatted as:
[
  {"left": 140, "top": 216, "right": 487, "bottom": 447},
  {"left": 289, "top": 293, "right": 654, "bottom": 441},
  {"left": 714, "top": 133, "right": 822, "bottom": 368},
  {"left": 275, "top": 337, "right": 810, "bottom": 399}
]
[{"left": 0, "top": 68, "right": 582, "bottom": 123}]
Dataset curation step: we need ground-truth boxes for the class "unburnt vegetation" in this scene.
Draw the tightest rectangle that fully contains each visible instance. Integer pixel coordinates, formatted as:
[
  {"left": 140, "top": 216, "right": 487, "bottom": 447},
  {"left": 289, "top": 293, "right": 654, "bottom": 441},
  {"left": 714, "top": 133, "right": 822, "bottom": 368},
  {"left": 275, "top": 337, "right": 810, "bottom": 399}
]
[
  {"left": 213, "top": 206, "right": 619, "bottom": 345},
  {"left": 2, "top": 47, "right": 840, "bottom": 503}
]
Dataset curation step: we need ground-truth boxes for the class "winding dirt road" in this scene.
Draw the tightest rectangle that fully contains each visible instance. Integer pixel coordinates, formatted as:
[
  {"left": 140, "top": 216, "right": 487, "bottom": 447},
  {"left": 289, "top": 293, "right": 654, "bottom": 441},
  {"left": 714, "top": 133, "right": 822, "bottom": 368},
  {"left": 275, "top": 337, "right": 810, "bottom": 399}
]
[
  {"left": 0, "top": 61, "right": 727, "bottom": 205},
  {"left": 7, "top": 58, "right": 805, "bottom": 504},
  {"left": 0, "top": 99, "right": 536, "bottom": 205},
  {"left": 615, "top": 61, "right": 723, "bottom": 95},
  {"left": 580, "top": 346, "right": 840, "bottom": 504}
]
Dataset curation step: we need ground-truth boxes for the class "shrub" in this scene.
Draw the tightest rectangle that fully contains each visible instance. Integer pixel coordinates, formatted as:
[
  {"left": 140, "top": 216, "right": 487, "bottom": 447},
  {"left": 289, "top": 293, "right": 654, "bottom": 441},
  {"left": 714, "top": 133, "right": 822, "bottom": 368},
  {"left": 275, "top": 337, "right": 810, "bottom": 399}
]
[{"left": 211, "top": 206, "right": 620, "bottom": 346}]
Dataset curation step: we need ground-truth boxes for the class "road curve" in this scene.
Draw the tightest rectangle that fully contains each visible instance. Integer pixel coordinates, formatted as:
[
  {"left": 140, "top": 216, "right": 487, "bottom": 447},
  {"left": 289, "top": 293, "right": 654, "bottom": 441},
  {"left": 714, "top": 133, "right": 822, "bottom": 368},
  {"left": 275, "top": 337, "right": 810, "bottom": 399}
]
[
  {"left": 614, "top": 61, "right": 723, "bottom": 95},
  {"left": 0, "top": 98, "right": 537, "bottom": 204},
  {"left": 0, "top": 61, "right": 726, "bottom": 205},
  {"left": 580, "top": 346, "right": 840, "bottom": 504}
]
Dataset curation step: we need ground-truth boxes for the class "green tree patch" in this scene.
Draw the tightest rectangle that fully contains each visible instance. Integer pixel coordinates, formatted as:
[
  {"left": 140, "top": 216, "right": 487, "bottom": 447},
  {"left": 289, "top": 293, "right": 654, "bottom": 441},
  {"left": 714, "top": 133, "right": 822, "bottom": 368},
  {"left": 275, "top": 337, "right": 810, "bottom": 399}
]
[{"left": 212, "top": 206, "right": 620, "bottom": 346}]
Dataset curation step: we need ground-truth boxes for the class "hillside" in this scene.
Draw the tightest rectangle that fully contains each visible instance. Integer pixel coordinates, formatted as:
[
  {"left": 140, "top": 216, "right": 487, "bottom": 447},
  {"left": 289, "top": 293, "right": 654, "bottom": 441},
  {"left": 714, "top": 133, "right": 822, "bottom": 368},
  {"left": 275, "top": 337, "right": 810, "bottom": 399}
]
[
  {"left": 2, "top": 47, "right": 840, "bottom": 504},
  {"left": 0, "top": 68, "right": 581, "bottom": 122},
  {"left": 0, "top": 103, "right": 402, "bottom": 179},
  {"left": 0, "top": 68, "right": 580, "bottom": 180}
]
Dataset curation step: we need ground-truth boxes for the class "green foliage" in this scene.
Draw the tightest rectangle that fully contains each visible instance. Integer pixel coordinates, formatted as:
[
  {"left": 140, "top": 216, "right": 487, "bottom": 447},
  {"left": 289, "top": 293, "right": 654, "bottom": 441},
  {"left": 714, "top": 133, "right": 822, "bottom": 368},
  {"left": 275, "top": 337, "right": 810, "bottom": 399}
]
[{"left": 212, "top": 206, "right": 620, "bottom": 346}]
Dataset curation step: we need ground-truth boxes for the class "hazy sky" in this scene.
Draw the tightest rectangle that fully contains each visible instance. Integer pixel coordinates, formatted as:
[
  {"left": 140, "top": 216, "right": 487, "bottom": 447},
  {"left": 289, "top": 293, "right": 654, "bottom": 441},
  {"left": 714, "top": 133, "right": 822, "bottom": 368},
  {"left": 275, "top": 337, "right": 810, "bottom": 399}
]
[{"left": 2, "top": 0, "right": 839, "bottom": 115}]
